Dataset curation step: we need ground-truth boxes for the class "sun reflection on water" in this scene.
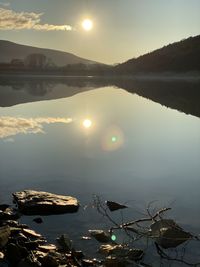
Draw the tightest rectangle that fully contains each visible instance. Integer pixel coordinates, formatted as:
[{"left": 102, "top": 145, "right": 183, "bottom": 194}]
[{"left": 82, "top": 119, "right": 92, "bottom": 129}]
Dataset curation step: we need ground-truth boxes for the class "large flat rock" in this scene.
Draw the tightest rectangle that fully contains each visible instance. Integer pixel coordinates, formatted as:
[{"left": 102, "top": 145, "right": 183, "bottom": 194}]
[{"left": 13, "top": 190, "right": 79, "bottom": 215}]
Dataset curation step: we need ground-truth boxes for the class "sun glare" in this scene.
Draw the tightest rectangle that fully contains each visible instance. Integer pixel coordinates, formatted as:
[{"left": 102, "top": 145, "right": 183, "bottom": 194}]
[
  {"left": 83, "top": 119, "right": 92, "bottom": 128},
  {"left": 82, "top": 19, "right": 93, "bottom": 31}
]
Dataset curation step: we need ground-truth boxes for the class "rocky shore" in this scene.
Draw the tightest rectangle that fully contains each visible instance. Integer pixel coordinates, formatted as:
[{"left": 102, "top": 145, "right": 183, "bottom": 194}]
[
  {"left": 0, "top": 191, "right": 144, "bottom": 267},
  {"left": 1, "top": 190, "right": 194, "bottom": 267},
  {"left": 0, "top": 190, "right": 101, "bottom": 267}
]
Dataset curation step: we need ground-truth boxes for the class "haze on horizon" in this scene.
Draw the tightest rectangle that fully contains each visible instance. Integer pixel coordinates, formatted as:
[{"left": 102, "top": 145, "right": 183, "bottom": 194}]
[{"left": 0, "top": 0, "right": 200, "bottom": 64}]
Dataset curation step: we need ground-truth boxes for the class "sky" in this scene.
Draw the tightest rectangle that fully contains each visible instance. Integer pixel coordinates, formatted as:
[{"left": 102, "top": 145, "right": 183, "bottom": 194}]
[{"left": 0, "top": 0, "right": 200, "bottom": 64}]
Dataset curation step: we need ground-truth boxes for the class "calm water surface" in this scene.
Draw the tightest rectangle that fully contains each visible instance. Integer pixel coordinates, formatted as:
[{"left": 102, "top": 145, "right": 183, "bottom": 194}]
[{"left": 0, "top": 81, "right": 200, "bottom": 264}]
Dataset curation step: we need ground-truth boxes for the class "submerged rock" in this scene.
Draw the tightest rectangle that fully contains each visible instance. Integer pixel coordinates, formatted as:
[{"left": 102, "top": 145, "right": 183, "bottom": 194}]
[
  {"left": 99, "top": 244, "right": 143, "bottom": 261},
  {"left": 150, "top": 219, "right": 192, "bottom": 249},
  {"left": 13, "top": 190, "right": 79, "bottom": 215},
  {"left": 89, "top": 230, "right": 110, "bottom": 243},
  {"left": 33, "top": 217, "right": 43, "bottom": 224}
]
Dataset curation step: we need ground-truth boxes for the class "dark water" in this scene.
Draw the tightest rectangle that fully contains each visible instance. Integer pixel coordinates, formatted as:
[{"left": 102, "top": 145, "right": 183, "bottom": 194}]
[{"left": 0, "top": 77, "right": 200, "bottom": 265}]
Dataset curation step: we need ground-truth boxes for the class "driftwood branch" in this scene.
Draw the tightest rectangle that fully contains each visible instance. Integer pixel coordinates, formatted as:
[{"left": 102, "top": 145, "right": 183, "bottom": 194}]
[
  {"left": 110, "top": 207, "right": 171, "bottom": 234},
  {"left": 92, "top": 196, "right": 200, "bottom": 266}
]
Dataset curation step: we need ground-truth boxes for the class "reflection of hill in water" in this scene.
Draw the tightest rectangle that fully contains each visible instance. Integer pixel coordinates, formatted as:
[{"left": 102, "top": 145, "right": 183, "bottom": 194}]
[
  {"left": 0, "top": 77, "right": 106, "bottom": 107},
  {"left": 0, "top": 76, "right": 199, "bottom": 118},
  {"left": 113, "top": 79, "right": 200, "bottom": 118}
]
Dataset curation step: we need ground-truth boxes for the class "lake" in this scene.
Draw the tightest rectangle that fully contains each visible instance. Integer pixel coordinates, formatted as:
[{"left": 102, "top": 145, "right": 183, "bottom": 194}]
[{"left": 0, "top": 77, "right": 200, "bottom": 265}]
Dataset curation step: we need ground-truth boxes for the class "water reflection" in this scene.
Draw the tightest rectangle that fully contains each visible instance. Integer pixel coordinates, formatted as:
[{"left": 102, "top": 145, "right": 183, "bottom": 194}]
[
  {"left": 114, "top": 78, "right": 200, "bottom": 118},
  {"left": 0, "top": 77, "right": 200, "bottom": 118},
  {"left": 0, "top": 77, "right": 200, "bottom": 265},
  {"left": 82, "top": 119, "right": 92, "bottom": 129}
]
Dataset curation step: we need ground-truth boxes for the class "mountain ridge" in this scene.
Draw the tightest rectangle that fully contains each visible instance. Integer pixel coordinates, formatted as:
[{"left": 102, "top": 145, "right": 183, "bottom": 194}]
[
  {"left": 1, "top": 35, "right": 200, "bottom": 73},
  {"left": 116, "top": 35, "right": 200, "bottom": 74},
  {"left": 0, "top": 40, "right": 98, "bottom": 66}
]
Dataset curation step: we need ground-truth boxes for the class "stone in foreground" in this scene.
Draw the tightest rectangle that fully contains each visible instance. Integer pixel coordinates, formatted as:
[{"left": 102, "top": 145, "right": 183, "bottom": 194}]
[{"left": 13, "top": 190, "right": 79, "bottom": 215}]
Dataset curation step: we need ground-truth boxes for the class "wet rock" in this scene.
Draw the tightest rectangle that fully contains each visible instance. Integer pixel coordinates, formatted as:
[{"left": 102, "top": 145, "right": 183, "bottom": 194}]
[
  {"left": 92, "top": 258, "right": 103, "bottom": 265},
  {"left": 34, "top": 250, "right": 47, "bottom": 261},
  {"left": 19, "top": 224, "right": 29, "bottom": 229},
  {"left": 73, "top": 250, "right": 85, "bottom": 260},
  {"left": 33, "top": 217, "right": 43, "bottom": 224},
  {"left": 2, "top": 220, "right": 19, "bottom": 227},
  {"left": 0, "top": 208, "right": 20, "bottom": 220},
  {"left": 13, "top": 190, "right": 79, "bottom": 215},
  {"left": 104, "top": 256, "right": 127, "bottom": 267},
  {"left": 81, "top": 236, "right": 91, "bottom": 240},
  {"left": 10, "top": 227, "right": 24, "bottom": 236},
  {"left": 0, "top": 205, "right": 9, "bottom": 212},
  {"left": 89, "top": 230, "right": 110, "bottom": 243},
  {"left": 99, "top": 244, "right": 125, "bottom": 256},
  {"left": 18, "top": 257, "right": 41, "bottom": 267},
  {"left": 6, "top": 243, "right": 28, "bottom": 265},
  {"left": 150, "top": 219, "right": 192, "bottom": 249},
  {"left": 38, "top": 244, "right": 57, "bottom": 252},
  {"left": 99, "top": 244, "right": 116, "bottom": 255},
  {"left": 22, "top": 228, "right": 42, "bottom": 238},
  {"left": 82, "top": 259, "right": 95, "bottom": 266},
  {"left": 23, "top": 241, "right": 40, "bottom": 250},
  {"left": 56, "top": 234, "right": 72, "bottom": 252},
  {"left": 40, "top": 254, "right": 59, "bottom": 267},
  {"left": 15, "top": 233, "right": 28, "bottom": 243},
  {"left": 100, "top": 245, "right": 144, "bottom": 263},
  {"left": 0, "top": 226, "right": 10, "bottom": 248},
  {"left": 127, "top": 249, "right": 144, "bottom": 261},
  {"left": 106, "top": 201, "right": 128, "bottom": 212},
  {"left": 0, "top": 252, "right": 4, "bottom": 259}
]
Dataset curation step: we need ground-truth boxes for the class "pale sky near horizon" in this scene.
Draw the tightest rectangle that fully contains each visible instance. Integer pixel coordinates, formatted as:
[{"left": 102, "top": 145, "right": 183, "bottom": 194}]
[{"left": 0, "top": 0, "right": 200, "bottom": 64}]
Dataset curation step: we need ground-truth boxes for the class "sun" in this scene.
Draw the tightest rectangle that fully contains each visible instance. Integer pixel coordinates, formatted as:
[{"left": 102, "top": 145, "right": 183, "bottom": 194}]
[
  {"left": 82, "top": 19, "right": 93, "bottom": 31},
  {"left": 83, "top": 119, "right": 92, "bottom": 128}
]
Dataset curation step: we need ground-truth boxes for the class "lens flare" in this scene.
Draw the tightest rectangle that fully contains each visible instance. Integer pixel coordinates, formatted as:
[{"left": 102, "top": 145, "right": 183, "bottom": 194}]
[
  {"left": 111, "top": 234, "right": 117, "bottom": 241},
  {"left": 102, "top": 126, "right": 124, "bottom": 151},
  {"left": 111, "top": 136, "right": 117, "bottom": 142}
]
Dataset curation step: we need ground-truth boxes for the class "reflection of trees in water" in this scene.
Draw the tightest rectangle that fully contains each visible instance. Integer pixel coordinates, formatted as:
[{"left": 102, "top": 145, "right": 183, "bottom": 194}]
[
  {"left": 25, "top": 81, "right": 55, "bottom": 96},
  {"left": 0, "top": 77, "right": 200, "bottom": 118},
  {"left": 0, "top": 80, "right": 55, "bottom": 96},
  {"left": 113, "top": 78, "right": 200, "bottom": 118}
]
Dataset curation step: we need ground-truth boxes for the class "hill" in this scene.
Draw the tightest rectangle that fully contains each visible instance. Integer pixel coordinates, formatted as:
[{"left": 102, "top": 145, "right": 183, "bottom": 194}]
[
  {"left": 116, "top": 35, "right": 200, "bottom": 74},
  {"left": 0, "top": 40, "right": 96, "bottom": 66}
]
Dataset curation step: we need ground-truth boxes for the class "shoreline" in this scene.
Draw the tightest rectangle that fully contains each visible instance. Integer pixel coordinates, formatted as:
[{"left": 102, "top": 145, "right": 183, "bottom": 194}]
[
  {"left": 0, "top": 72, "right": 200, "bottom": 81},
  {"left": 0, "top": 191, "right": 198, "bottom": 266}
]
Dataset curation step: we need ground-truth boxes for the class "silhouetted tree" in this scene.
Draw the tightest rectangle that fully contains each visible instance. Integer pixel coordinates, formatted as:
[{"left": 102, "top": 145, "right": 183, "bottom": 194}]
[{"left": 25, "top": 54, "right": 46, "bottom": 69}]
